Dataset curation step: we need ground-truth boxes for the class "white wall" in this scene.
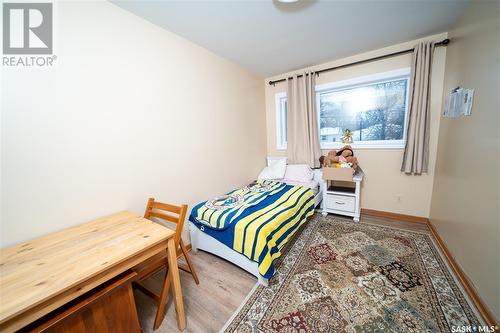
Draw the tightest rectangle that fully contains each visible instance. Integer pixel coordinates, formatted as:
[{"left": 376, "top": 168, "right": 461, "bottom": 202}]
[
  {"left": 265, "top": 33, "right": 448, "bottom": 217},
  {"left": 430, "top": 1, "right": 500, "bottom": 321},
  {"left": 0, "top": 1, "right": 267, "bottom": 247}
]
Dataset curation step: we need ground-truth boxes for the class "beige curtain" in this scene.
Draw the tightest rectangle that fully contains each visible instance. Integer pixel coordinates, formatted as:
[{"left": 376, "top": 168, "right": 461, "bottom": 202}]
[
  {"left": 401, "top": 41, "right": 435, "bottom": 174},
  {"left": 286, "top": 72, "right": 322, "bottom": 167}
]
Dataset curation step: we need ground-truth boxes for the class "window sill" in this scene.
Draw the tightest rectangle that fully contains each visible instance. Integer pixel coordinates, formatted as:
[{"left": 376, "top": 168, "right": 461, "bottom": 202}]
[
  {"left": 277, "top": 142, "right": 405, "bottom": 151},
  {"left": 321, "top": 143, "right": 405, "bottom": 150}
]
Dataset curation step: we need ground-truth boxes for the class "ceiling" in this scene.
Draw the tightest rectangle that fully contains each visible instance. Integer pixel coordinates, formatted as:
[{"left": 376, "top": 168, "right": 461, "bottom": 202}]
[{"left": 112, "top": 0, "right": 469, "bottom": 77}]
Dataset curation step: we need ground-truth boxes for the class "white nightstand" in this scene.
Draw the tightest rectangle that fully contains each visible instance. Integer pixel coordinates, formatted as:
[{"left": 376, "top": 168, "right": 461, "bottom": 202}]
[{"left": 322, "top": 167, "right": 364, "bottom": 222}]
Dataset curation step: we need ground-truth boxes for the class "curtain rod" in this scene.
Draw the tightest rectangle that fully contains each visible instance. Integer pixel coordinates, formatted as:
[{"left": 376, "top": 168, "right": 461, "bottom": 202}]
[{"left": 268, "top": 38, "right": 450, "bottom": 86}]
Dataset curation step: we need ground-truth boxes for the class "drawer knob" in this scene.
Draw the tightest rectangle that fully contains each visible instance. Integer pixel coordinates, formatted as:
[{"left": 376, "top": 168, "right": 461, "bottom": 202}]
[{"left": 335, "top": 201, "right": 345, "bottom": 204}]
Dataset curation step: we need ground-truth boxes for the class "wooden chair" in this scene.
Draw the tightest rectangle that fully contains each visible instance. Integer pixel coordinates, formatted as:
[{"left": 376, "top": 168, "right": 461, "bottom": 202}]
[{"left": 133, "top": 198, "right": 199, "bottom": 330}]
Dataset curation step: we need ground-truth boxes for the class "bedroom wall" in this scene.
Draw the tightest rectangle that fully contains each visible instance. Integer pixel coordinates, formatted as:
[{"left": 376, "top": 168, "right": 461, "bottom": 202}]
[
  {"left": 430, "top": 1, "right": 500, "bottom": 321},
  {"left": 265, "top": 33, "right": 448, "bottom": 218},
  {"left": 0, "top": 1, "right": 267, "bottom": 246}
]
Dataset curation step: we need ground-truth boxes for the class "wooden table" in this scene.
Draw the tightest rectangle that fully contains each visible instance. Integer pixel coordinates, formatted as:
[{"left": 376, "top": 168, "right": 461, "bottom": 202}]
[{"left": 0, "top": 211, "right": 186, "bottom": 332}]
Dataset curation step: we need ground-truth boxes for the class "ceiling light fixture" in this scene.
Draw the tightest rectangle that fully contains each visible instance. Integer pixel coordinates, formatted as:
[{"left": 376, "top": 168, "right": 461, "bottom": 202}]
[{"left": 277, "top": 0, "right": 299, "bottom": 3}]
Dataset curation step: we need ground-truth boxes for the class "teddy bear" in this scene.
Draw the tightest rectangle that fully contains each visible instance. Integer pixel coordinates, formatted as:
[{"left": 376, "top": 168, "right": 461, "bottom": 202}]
[
  {"left": 345, "top": 156, "right": 359, "bottom": 170},
  {"left": 319, "top": 145, "right": 359, "bottom": 170}
]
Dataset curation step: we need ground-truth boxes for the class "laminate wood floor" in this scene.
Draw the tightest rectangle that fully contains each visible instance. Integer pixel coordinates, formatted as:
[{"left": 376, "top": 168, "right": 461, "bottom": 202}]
[{"left": 135, "top": 213, "right": 430, "bottom": 333}]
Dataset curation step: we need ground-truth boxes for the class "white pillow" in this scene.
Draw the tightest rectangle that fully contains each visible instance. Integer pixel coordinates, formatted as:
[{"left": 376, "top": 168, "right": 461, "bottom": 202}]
[
  {"left": 258, "top": 158, "right": 286, "bottom": 180},
  {"left": 283, "top": 164, "right": 313, "bottom": 183}
]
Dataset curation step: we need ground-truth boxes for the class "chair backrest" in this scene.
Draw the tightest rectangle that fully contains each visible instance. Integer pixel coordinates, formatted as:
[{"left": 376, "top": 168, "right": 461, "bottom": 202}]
[{"left": 143, "top": 198, "right": 188, "bottom": 247}]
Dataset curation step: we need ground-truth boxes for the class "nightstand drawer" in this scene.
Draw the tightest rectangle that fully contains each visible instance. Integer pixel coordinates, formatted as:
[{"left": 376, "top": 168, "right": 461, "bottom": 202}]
[{"left": 325, "top": 194, "right": 355, "bottom": 213}]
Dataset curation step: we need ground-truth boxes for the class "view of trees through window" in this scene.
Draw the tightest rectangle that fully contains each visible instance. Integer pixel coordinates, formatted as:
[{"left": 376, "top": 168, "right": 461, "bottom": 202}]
[{"left": 318, "top": 78, "right": 408, "bottom": 144}]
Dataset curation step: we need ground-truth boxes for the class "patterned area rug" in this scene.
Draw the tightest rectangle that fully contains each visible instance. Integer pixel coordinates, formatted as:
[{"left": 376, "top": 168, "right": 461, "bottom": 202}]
[{"left": 223, "top": 214, "right": 481, "bottom": 333}]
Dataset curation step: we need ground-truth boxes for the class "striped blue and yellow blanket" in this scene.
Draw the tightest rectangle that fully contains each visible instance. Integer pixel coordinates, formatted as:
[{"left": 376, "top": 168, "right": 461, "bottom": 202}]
[{"left": 189, "top": 180, "right": 315, "bottom": 279}]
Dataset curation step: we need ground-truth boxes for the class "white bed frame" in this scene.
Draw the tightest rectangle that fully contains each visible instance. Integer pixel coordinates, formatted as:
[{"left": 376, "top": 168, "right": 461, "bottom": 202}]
[{"left": 189, "top": 160, "right": 324, "bottom": 286}]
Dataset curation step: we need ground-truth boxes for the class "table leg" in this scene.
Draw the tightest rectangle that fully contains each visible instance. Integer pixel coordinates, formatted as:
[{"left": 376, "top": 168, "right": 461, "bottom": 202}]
[{"left": 167, "top": 237, "right": 186, "bottom": 331}]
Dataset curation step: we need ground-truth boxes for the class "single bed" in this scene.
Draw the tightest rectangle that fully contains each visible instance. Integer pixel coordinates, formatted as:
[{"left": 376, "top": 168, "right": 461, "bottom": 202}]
[{"left": 189, "top": 166, "right": 323, "bottom": 286}]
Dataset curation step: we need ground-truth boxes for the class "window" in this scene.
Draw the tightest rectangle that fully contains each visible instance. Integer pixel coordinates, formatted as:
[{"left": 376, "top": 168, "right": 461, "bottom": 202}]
[
  {"left": 275, "top": 92, "right": 287, "bottom": 150},
  {"left": 317, "top": 69, "right": 410, "bottom": 148},
  {"left": 275, "top": 68, "right": 411, "bottom": 150}
]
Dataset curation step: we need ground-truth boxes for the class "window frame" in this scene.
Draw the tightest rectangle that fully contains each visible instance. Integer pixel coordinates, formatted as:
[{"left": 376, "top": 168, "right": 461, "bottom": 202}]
[
  {"left": 316, "top": 68, "right": 411, "bottom": 150},
  {"left": 274, "top": 68, "right": 411, "bottom": 150}
]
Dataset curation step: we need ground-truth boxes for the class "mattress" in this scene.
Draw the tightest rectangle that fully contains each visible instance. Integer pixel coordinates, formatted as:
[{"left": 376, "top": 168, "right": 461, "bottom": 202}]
[
  {"left": 189, "top": 180, "right": 316, "bottom": 279},
  {"left": 279, "top": 179, "right": 320, "bottom": 194}
]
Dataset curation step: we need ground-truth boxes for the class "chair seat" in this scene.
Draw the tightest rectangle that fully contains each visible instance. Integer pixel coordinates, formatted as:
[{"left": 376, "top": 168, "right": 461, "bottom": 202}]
[
  {"left": 133, "top": 252, "right": 168, "bottom": 281},
  {"left": 134, "top": 246, "right": 190, "bottom": 278}
]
